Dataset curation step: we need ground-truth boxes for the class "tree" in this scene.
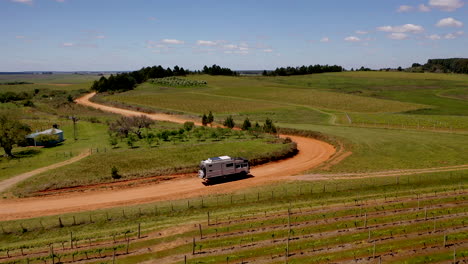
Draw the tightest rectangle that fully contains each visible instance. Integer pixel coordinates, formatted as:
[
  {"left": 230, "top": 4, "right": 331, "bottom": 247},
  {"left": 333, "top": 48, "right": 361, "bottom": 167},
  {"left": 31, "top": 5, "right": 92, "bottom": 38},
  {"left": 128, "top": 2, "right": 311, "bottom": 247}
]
[
  {"left": 223, "top": 115, "right": 235, "bottom": 129},
  {"left": 263, "top": 118, "right": 277, "bottom": 134},
  {"left": 201, "top": 114, "right": 208, "bottom": 126},
  {"left": 0, "top": 113, "right": 31, "bottom": 157},
  {"left": 207, "top": 111, "right": 214, "bottom": 126},
  {"left": 249, "top": 125, "right": 262, "bottom": 139},
  {"left": 109, "top": 115, "right": 154, "bottom": 139},
  {"left": 241, "top": 118, "right": 251, "bottom": 131}
]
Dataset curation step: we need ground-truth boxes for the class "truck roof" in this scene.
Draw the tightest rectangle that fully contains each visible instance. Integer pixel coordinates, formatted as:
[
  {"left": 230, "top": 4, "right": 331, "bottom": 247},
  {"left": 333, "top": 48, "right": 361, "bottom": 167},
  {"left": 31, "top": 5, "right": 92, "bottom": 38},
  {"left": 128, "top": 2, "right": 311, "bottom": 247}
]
[{"left": 202, "top": 156, "right": 248, "bottom": 164}]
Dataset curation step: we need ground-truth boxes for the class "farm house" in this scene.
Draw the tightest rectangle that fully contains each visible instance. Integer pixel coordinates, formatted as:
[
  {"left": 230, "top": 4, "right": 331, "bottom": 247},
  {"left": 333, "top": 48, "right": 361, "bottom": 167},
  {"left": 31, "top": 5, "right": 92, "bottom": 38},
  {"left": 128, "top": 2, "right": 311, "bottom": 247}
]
[{"left": 26, "top": 127, "right": 64, "bottom": 147}]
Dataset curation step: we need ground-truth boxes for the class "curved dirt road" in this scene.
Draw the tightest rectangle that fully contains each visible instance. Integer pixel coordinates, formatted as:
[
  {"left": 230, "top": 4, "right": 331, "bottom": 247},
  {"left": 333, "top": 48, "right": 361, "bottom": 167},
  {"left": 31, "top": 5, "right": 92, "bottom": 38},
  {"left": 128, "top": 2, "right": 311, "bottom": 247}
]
[{"left": 0, "top": 93, "right": 335, "bottom": 220}]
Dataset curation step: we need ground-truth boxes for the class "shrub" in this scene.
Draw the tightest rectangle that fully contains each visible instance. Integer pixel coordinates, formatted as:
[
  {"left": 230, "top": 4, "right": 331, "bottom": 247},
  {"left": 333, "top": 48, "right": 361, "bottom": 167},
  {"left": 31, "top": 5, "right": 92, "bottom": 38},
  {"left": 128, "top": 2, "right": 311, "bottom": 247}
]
[
  {"left": 183, "top": 121, "right": 195, "bottom": 131},
  {"left": 111, "top": 166, "right": 121, "bottom": 179}
]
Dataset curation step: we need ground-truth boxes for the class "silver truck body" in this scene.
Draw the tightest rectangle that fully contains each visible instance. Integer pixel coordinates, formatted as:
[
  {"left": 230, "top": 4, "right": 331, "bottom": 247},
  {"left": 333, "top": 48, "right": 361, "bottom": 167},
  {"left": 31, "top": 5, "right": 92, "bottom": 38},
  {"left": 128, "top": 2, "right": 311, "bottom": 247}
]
[{"left": 198, "top": 156, "right": 249, "bottom": 180}]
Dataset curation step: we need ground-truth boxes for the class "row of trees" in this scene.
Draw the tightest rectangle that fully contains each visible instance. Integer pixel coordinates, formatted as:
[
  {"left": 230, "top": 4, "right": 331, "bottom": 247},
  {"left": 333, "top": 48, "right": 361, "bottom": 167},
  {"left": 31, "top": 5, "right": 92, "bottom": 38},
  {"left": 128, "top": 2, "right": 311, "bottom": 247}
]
[
  {"left": 202, "top": 112, "right": 277, "bottom": 134},
  {"left": 264, "top": 64, "right": 343, "bottom": 76},
  {"left": 91, "top": 65, "right": 189, "bottom": 93},
  {"left": 202, "top": 65, "right": 237, "bottom": 76}
]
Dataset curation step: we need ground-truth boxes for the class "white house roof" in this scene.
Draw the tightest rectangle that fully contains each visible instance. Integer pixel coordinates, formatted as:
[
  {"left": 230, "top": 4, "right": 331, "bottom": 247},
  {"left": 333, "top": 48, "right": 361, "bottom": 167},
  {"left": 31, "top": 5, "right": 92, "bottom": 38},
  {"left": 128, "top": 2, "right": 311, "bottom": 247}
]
[{"left": 26, "top": 128, "right": 63, "bottom": 138}]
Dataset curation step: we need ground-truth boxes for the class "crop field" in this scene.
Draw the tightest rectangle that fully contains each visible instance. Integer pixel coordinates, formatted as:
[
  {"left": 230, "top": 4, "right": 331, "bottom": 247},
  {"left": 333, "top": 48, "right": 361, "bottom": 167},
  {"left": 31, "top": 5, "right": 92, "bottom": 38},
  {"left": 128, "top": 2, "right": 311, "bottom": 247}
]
[{"left": 0, "top": 170, "right": 466, "bottom": 263}]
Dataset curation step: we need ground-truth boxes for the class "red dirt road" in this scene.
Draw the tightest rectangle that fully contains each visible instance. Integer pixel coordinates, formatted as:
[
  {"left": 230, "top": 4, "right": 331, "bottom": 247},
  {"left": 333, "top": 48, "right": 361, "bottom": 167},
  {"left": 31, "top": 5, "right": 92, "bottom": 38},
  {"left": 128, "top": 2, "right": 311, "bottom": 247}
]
[{"left": 0, "top": 93, "right": 335, "bottom": 220}]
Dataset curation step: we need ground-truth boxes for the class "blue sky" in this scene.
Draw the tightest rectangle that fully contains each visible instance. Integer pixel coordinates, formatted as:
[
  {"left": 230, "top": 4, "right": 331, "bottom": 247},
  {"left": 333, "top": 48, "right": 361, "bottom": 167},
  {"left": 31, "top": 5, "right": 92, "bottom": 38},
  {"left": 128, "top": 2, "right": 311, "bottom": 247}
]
[{"left": 1, "top": 0, "right": 467, "bottom": 71}]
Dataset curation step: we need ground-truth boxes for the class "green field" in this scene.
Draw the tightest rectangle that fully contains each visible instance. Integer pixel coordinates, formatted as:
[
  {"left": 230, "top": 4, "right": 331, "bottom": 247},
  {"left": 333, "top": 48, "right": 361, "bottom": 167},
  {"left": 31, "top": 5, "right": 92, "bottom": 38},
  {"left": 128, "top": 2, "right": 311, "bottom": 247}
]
[
  {"left": 281, "top": 124, "right": 468, "bottom": 173},
  {"left": 1, "top": 170, "right": 466, "bottom": 263}
]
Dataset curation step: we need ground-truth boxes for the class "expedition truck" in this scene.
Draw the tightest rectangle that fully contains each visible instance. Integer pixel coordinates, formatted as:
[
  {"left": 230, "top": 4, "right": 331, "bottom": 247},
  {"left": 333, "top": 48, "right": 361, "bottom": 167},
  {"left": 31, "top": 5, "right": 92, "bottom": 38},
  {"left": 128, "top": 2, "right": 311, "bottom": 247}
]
[{"left": 198, "top": 156, "right": 249, "bottom": 181}]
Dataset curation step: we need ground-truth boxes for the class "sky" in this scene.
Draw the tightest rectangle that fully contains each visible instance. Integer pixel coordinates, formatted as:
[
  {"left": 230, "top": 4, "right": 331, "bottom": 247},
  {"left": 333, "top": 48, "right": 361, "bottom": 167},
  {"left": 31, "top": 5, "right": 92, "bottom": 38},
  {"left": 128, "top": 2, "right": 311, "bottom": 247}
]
[{"left": 1, "top": 0, "right": 467, "bottom": 71}]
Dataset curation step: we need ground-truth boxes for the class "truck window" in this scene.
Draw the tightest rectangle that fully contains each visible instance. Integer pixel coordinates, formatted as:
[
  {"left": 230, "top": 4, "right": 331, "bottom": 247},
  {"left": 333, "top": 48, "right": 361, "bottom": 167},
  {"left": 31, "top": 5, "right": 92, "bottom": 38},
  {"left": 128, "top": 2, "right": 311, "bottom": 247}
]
[{"left": 226, "top": 163, "right": 233, "bottom": 168}]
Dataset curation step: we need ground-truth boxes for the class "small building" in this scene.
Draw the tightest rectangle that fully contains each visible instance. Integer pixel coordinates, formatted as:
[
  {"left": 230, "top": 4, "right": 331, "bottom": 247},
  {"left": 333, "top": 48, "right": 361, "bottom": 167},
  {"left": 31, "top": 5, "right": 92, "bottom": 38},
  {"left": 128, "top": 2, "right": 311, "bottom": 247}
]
[{"left": 26, "top": 128, "right": 64, "bottom": 147}]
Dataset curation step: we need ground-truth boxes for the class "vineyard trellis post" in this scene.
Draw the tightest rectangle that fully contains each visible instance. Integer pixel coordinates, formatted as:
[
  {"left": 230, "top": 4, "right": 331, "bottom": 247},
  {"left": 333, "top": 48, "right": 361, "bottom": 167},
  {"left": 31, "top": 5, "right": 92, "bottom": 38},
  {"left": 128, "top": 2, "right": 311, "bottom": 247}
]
[{"left": 199, "top": 224, "right": 203, "bottom": 239}]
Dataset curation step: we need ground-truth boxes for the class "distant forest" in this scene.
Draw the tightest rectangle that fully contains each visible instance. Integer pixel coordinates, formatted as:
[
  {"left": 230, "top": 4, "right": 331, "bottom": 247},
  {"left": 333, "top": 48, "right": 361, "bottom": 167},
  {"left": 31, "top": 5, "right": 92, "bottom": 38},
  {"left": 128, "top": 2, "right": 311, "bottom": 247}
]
[
  {"left": 412, "top": 58, "right": 468, "bottom": 74},
  {"left": 91, "top": 64, "right": 235, "bottom": 93},
  {"left": 264, "top": 64, "right": 343, "bottom": 76}
]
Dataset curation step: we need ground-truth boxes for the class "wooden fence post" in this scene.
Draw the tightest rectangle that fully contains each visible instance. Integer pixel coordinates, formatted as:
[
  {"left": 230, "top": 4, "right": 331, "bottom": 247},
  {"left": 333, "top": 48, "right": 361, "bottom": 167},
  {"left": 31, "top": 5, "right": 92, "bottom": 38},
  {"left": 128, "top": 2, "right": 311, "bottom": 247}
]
[
  {"left": 192, "top": 238, "right": 195, "bottom": 255},
  {"left": 138, "top": 223, "right": 141, "bottom": 239}
]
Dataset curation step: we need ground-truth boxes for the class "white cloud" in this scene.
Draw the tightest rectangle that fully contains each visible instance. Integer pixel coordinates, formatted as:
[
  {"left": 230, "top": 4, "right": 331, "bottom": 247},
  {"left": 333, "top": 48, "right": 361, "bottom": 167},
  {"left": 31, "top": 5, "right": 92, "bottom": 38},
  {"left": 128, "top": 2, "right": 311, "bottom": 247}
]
[
  {"left": 11, "top": 0, "right": 32, "bottom": 4},
  {"left": 388, "top": 33, "right": 409, "bottom": 40},
  {"left": 161, "top": 39, "right": 184, "bottom": 45},
  {"left": 344, "top": 36, "right": 361, "bottom": 42},
  {"left": 55, "top": 0, "right": 65, "bottom": 2},
  {"left": 95, "top": 35, "right": 105, "bottom": 39},
  {"left": 427, "top": 34, "right": 442, "bottom": 40},
  {"left": 263, "top": 49, "right": 273, "bottom": 53},
  {"left": 436, "top": 17, "right": 463, "bottom": 28},
  {"left": 418, "top": 4, "right": 431, "bottom": 12},
  {"left": 148, "top": 17, "right": 157, "bottom": 21},
  {"left": 444, "top": 31, "right": 464, "bottom": 39},
  {"left": 397, "top": 5, "right": 413, "bottom": 12},
  {"left": 356, "top": 30, "right": 368, "bottom": 35},
  {"left": 444, "top": 33, "right": 456, "bottom": 39},
  {"left": 15, "top": 35, "right": 25, "bottom": 39},
  {"left": 196, "top": 40, "right": 218, "bottom": 46},
  {"left": 429, "top": 0, "right": 464, "bottom": 11},
  {"left": 377, "top": 24, "right": 424, "bottom": 33},
  {"left": 223, "top": 44, "right": 238, "bottom": 49},
  {"left": 320, "top": 37, "right": 330, "bottom": 42},
  {"left": 62, "top": 42, "right": 74, "bottom": 47}
]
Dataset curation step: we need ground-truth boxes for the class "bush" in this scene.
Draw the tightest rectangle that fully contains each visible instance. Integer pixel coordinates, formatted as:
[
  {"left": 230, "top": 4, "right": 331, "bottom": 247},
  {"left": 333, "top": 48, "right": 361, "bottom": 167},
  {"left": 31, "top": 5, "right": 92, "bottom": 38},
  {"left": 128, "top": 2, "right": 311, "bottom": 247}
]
[
  {"left": 111, "top": 166, "right": 121, "bottom": 179},
  {"left": 183, "top": 121, "right": 195, "bottom": 131}
]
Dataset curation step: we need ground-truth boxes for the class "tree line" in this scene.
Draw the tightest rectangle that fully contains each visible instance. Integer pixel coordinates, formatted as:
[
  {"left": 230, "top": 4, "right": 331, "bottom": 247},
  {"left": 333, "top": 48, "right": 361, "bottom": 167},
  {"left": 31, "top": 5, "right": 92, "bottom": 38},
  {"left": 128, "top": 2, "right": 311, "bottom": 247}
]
[
  {"left": 263, "top": 64, "right": 343, "bottom": 76},
  {"left": 90, "top": 65, "right": 188, "bottom": 93},
  {"left": 417, "top": 58, "right": 468, "bottom": 74},
  {"left": 91, "top": 64, "right": 237, "bottom": 93},
  {"left": 202, "top": 64, "right": 237, "bottom": 76}
]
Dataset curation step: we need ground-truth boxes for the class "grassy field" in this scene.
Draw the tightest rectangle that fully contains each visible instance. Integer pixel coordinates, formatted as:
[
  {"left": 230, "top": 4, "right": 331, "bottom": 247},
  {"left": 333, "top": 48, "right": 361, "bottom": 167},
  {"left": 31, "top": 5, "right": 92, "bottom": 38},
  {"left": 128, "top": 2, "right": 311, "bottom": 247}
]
[
  {"left": 281, "top": 123, "right": 468, "bottom": 173},
  {"left": 1, "top": 170, "right": 466, "bottom": 263},
  {"left": 0, "top": 74, "right": 100, "bottom": 93},
  {"left": 0, "top": 121, "right": 109, "bottom": 182}
]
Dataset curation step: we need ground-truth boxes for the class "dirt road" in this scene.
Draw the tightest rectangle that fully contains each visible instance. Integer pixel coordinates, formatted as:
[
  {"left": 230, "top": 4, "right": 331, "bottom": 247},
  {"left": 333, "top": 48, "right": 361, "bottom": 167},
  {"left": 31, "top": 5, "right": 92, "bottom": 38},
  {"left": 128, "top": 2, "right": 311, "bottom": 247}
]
[{"left": 0, "top": 93, "right": 335, "bottom": 220}]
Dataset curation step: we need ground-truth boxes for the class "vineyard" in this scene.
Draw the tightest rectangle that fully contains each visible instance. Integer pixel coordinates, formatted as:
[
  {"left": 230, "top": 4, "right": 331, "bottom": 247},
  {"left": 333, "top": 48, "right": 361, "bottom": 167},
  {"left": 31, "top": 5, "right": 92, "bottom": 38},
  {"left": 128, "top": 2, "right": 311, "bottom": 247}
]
[
  {"left": 149, "top": 77, "right": 207, "bottom": 88},
  {"left": 1, "top": 171, "right": 466, "bottom": 263}
]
